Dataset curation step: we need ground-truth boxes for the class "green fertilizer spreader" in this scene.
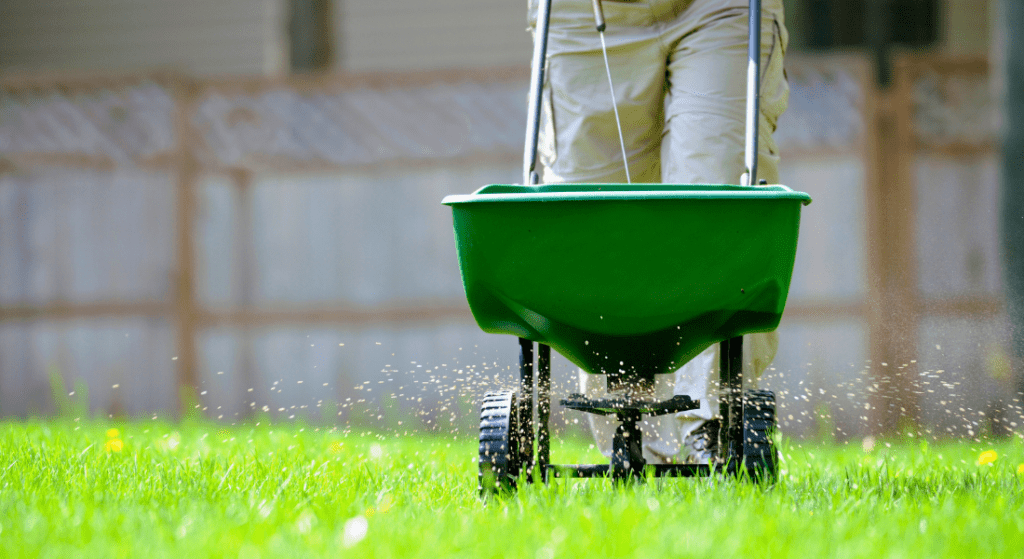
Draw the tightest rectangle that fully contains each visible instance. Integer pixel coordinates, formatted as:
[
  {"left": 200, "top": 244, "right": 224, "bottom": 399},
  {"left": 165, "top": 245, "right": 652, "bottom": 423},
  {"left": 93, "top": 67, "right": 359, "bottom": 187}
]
[
  {"left": 444, "top": 0, "right": 811, "bottom": 493},
  {"left": 443, "top": 183, "right": 810, "bottom": 389}
]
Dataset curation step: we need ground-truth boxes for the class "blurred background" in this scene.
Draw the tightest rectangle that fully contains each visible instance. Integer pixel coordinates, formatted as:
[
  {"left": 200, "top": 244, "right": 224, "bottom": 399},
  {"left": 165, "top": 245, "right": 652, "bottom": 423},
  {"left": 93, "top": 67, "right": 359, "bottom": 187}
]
[{"left": 0, "top": 0, "right": 1019, "bottom": 440}]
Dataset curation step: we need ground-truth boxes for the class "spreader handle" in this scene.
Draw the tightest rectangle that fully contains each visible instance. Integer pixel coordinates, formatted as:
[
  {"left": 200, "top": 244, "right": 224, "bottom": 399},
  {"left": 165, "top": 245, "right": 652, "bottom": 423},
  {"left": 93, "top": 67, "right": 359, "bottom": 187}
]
[
  {"left": 591, "top": 0, "right": 606, "bottom": 32},
  {"left": 524, "top": 0, "right": 553, "bottom": 185},
  {"left": 742, "top": 0, "right": 761, "bottom": 186}
]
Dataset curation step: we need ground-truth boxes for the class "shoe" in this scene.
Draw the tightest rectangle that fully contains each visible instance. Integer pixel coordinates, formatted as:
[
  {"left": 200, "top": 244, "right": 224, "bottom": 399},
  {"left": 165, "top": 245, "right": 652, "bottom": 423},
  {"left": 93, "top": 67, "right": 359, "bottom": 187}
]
[{"left": 683, "top": 418, "right": 720, "bottom": 464}]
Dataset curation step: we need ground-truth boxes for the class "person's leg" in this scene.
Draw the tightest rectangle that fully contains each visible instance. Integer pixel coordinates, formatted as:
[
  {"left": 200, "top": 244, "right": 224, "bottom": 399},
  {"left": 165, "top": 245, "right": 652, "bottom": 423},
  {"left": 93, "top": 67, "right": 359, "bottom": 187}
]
[
  {"left": 659, "top": 0, "right": 789, "bottom": 458},
  {"left": 533, "top": 0, "right": 665, "bottom": 184},
  {"left": 531, "top": 0, "right": 788, "bottom": 463},
  {"left": 661, "top": 0, "right": 788, "bottom": 184},
  {"left": 534, "top": 0, "right": 687, "bottom": 463}
]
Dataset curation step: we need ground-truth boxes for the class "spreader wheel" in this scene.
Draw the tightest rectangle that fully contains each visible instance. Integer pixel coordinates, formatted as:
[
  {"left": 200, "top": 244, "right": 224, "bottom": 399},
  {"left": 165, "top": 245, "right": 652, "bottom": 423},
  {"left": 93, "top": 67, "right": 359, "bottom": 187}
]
[
  {"left": 478, "top": 390, "right": 522, "bottom": 495},
  {"left": 742, "top": 389, "right": 779, "bottom": 482}
]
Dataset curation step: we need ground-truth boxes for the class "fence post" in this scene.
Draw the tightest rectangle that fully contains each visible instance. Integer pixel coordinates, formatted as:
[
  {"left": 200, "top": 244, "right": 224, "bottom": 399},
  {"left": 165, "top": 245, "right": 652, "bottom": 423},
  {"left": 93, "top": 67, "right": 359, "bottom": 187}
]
[
  {"left": 231, "top": 168, "right": 257, "bottom": 418},
  {"left": 867, "top": 57, "right": 921, "bottom": 435},
  {"left": 1002, "top": 0, "right": 1024, "bottom": 411},
  {"left": 172, "top": 76, "right": 201, "bottom": 414}
]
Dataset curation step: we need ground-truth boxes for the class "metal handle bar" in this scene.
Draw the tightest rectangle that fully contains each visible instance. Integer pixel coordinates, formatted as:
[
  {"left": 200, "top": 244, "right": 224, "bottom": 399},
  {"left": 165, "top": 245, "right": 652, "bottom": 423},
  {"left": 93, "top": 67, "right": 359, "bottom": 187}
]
[
  {"left": 743, "top": 0, "right": 762, "bottom": 186},
  {"left": 591, "top": 0, "right": 606, "bottom": 32},
  {"left": 524, "top": 0, "right": 763, "bottom": 186},
  {"left": 523, "top": 0, "right": 553, "bottom": 186}
]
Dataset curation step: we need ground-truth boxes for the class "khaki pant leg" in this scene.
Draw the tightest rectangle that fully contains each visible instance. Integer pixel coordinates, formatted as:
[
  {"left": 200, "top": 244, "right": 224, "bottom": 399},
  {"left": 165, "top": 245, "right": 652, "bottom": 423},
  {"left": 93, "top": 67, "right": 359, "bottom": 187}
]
[
  {"left": 534, "top": 0, "right": 666, "bottom": 184},
  {"left": 532, "top": 0, "right": 679, "bottom": 461},
  {"left": 661, "top": 2, "right": 788, "bottom": 184},
  {"left": 660, "top": 2, "right": 788, "bottom": 440},
  {"left": 531, "top": 0, "right": 789, "bottom": 462}
]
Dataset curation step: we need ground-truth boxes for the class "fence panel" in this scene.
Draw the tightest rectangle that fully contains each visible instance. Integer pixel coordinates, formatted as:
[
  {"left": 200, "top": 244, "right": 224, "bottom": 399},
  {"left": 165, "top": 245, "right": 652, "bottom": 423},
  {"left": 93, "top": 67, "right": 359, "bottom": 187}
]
[{"left": 0, "top": 56, "right": 1012, "bottom": 437}]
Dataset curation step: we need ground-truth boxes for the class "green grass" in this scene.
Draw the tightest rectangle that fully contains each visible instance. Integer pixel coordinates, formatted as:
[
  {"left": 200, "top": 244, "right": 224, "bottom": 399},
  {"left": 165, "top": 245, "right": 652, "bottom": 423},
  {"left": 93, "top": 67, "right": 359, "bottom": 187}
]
[{"left": 1, "top": 420, "right": 1023, "bottom": 558}]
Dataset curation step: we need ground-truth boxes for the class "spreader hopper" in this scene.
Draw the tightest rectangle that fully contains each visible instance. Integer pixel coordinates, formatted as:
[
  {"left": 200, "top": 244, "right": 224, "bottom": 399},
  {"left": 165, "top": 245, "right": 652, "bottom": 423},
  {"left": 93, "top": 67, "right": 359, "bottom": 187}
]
[{"left": 442, "top": 183, "right": 811, "bottom": 390}]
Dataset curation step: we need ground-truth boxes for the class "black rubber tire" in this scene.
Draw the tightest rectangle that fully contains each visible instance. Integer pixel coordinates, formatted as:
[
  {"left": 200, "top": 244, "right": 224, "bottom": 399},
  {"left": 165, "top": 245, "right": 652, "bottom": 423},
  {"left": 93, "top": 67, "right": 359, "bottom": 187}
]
[
  {"left": 478, "top": 391, "right": 521, "bottom": 495},
  {"left": 742, "top": 389, "right": 779, "bottom": 483}
]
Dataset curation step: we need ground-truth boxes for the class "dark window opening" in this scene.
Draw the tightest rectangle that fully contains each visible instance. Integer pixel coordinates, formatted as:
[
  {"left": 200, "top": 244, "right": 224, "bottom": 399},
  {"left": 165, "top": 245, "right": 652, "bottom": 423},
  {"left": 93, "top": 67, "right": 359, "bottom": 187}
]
[
  {"left": 290, "top": 0, "right": 333, "bottom": 73},
  {"left": 799, "top": 0, "right": 938, "bottom": 50},
  {"left": 789, "top": 0, "right": 938, "bottom": 84}
]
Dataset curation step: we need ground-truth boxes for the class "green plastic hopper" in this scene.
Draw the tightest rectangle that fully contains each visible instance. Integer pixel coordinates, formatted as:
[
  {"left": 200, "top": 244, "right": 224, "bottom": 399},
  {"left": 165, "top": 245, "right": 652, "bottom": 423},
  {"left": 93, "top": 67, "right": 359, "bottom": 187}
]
[{"left": 442, "top": 183, "right": 811, "bottom": 390}]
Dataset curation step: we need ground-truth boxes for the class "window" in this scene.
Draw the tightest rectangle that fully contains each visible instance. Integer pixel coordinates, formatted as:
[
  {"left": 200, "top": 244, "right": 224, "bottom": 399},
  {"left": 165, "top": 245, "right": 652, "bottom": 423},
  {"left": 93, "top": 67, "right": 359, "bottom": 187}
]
[
  {"left": 787, "top": 0, "right": 938, "bottom": 49},
  {"left": 289, "top": 0, "right": 333, "bottom": 73},
  {"left": 785, "top": 0, "right": 939, "bottom": 83}
]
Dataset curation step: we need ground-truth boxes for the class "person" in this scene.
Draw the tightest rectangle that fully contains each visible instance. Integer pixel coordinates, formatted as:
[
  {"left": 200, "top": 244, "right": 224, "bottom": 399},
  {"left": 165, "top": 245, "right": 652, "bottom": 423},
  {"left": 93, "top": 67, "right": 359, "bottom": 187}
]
[{"left": 529, "top": 0, "right": 788, "bottom": 463}]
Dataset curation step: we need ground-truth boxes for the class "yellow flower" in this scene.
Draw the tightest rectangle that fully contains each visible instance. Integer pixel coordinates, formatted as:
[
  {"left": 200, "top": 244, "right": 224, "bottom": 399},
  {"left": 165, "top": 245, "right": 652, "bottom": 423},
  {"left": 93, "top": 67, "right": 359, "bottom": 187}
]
[
  {"left": 976, "top": 450, "right": 998, "bottom": 466},
  {"left": 106, "top": 428, "right": 120, "bottom": 439},
  {"left": 104, "top": 438, "right": 124, "bottom": 453},
  {"left": 1017, "top": 463, "right": 1024, "bottom": 475},
  {"left": 329, "top": 441, "right": 344, "bottom": 454}
]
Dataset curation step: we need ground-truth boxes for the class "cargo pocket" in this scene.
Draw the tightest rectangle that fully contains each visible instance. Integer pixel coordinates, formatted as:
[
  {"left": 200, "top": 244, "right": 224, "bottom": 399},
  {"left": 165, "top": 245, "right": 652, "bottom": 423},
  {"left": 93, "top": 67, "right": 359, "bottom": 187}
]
[
  {"left": 759, "top": 15, "right": 789, "bottom": 134},
  {"left": 537, "top": 74, "right": 558, "bottom": 177}
]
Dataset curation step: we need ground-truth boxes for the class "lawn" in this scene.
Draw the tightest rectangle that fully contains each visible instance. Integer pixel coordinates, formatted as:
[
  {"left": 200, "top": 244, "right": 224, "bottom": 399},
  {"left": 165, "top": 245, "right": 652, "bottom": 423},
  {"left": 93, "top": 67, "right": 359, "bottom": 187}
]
[{"left": 0, "top": 420, "right": 1022, "bottom": 558}]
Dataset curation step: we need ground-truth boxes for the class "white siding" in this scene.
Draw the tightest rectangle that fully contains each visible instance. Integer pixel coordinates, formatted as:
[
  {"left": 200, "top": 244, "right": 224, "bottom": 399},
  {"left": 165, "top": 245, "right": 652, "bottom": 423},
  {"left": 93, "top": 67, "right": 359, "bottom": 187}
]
[
  {"left": 336, "top": 0, "right": 533, "bottom": 71},
  {"left": 0, "top": 0, "right": 285, "bottom": 76},
  {"left": 942, "top": 0, "right": 993, "bottom": 54}
]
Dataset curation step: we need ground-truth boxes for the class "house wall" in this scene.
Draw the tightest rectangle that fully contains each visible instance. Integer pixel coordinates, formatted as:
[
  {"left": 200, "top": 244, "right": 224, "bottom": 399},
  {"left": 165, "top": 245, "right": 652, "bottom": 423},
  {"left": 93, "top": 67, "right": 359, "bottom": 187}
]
[
  {"left": 334, "top": 0, "right": 532, "bottom": 72},
  {"left": 942, "top": 0, "right": 992, "bottom": 54},
  {"left": 0, "top": 0, "right": 997, "bottom": 76},
  {"left": 0, "top": 0, "right": 285, "bottom": 75}
]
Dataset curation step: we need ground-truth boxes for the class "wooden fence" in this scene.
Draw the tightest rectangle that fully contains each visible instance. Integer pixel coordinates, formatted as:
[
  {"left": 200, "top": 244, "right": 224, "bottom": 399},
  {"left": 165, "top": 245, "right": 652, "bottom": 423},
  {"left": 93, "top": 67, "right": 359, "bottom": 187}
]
[{"left": 0, "top": 54, "right": 1012, "bottom": 437}]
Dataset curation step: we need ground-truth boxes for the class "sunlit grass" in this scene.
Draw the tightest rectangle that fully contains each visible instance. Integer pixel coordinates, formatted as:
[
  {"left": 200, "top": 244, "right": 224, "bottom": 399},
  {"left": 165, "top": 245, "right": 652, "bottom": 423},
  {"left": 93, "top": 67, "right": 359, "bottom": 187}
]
[{"left": 0, "top": 420, "right": 1022, "bottom": 558}]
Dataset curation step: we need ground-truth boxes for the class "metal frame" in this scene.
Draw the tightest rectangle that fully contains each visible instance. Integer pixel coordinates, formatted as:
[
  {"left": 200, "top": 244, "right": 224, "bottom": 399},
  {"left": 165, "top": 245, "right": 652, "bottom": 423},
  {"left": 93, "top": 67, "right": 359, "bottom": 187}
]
[
  {"left": 506, "top": 0, "right": 759, "bottom": 481},
  {"left": 512, "top": 337, "right": 747, "bottom": 481},
  {"left": 523, "top": 0, "right": 553, "bottom": 186}
]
